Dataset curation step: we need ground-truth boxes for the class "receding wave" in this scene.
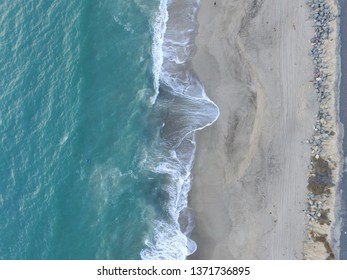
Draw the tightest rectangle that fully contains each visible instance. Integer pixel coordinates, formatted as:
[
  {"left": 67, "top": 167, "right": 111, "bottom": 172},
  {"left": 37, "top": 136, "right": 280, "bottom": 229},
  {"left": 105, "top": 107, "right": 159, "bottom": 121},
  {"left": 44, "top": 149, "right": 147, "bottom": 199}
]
[{"left": 140, "top": 0, "right": 220, "bottom": 259}]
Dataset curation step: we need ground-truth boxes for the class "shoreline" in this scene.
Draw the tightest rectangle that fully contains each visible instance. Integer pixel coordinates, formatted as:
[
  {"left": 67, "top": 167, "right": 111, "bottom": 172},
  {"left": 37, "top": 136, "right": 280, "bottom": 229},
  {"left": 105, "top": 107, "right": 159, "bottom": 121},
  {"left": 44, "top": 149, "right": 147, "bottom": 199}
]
[
  {"left": 189, "top": 0, "right": 343, "bottom": 259},
  {"left": 147, "top": 0, "right": 219, "bottom": 259}
]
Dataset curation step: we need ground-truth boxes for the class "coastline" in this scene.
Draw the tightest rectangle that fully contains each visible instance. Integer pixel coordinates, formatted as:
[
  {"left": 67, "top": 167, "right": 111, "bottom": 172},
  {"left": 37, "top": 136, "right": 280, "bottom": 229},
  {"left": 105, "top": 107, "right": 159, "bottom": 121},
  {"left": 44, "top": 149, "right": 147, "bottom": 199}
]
[{"left": 189, "top": 0, "right": 342, "bottom": 259}]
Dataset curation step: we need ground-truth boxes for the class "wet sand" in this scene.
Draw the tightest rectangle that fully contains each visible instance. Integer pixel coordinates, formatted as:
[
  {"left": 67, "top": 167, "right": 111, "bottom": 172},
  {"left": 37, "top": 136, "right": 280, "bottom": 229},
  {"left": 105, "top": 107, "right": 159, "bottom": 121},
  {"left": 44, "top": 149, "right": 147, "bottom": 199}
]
[{"left": 189, "top": 0, "right": 342, "bottom": 259}]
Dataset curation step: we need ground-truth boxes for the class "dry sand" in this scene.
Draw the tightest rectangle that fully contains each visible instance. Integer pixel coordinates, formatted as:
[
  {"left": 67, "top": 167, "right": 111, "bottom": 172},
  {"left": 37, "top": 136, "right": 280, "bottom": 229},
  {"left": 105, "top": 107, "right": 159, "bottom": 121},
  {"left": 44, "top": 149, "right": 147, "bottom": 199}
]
[{"left": 189, "top": 0, "right": 319, "bottom": 259}]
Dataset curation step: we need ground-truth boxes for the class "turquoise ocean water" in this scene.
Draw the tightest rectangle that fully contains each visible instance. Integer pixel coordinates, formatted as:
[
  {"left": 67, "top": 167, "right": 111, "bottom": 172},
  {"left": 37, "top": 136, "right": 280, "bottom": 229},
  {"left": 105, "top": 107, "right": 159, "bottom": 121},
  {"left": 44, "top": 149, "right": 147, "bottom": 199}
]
[{"left": 0, "top": 0, "right": 219, "bottom": 259}]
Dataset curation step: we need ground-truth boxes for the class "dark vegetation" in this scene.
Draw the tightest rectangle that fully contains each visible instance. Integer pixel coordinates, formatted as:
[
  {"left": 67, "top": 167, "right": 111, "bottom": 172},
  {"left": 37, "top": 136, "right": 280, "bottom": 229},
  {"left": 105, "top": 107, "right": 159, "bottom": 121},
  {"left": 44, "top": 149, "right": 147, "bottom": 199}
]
[
  {"left": 307, "top": 157, "right": 333, "bottom": 195},
  {"left": 313, "top": 234, "right": 335, "bottom": 260}
]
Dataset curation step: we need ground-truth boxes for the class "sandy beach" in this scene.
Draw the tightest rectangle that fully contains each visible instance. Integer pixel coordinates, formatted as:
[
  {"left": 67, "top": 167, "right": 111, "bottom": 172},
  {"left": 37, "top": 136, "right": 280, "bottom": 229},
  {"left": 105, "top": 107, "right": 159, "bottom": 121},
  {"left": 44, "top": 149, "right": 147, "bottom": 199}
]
[{"left": 189, "top": 0, "right": 342, "bottom": 259}]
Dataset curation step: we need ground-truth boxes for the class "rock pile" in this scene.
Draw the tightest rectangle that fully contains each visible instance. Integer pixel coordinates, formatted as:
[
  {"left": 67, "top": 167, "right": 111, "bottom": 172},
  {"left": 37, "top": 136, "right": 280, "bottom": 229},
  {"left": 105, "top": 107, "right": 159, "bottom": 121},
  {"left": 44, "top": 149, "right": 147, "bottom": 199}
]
[{"left": 305, "top": 0, "right": 337, "bottom": 228}]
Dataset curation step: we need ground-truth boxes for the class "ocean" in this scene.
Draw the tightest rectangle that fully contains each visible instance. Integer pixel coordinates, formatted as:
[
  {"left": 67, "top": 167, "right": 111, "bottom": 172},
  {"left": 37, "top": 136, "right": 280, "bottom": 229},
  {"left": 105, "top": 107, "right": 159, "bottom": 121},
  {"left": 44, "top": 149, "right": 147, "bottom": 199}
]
[{"left": 0, "top": 0, "right": 218, "bottom": 259}]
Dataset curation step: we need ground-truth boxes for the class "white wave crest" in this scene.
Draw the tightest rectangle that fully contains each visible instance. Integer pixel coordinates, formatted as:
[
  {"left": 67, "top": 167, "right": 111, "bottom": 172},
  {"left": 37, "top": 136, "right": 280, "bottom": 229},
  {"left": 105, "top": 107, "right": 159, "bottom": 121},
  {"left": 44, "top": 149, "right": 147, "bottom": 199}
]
[{"left": 150, "top": 0, "right": 168, "bottom": 104}]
